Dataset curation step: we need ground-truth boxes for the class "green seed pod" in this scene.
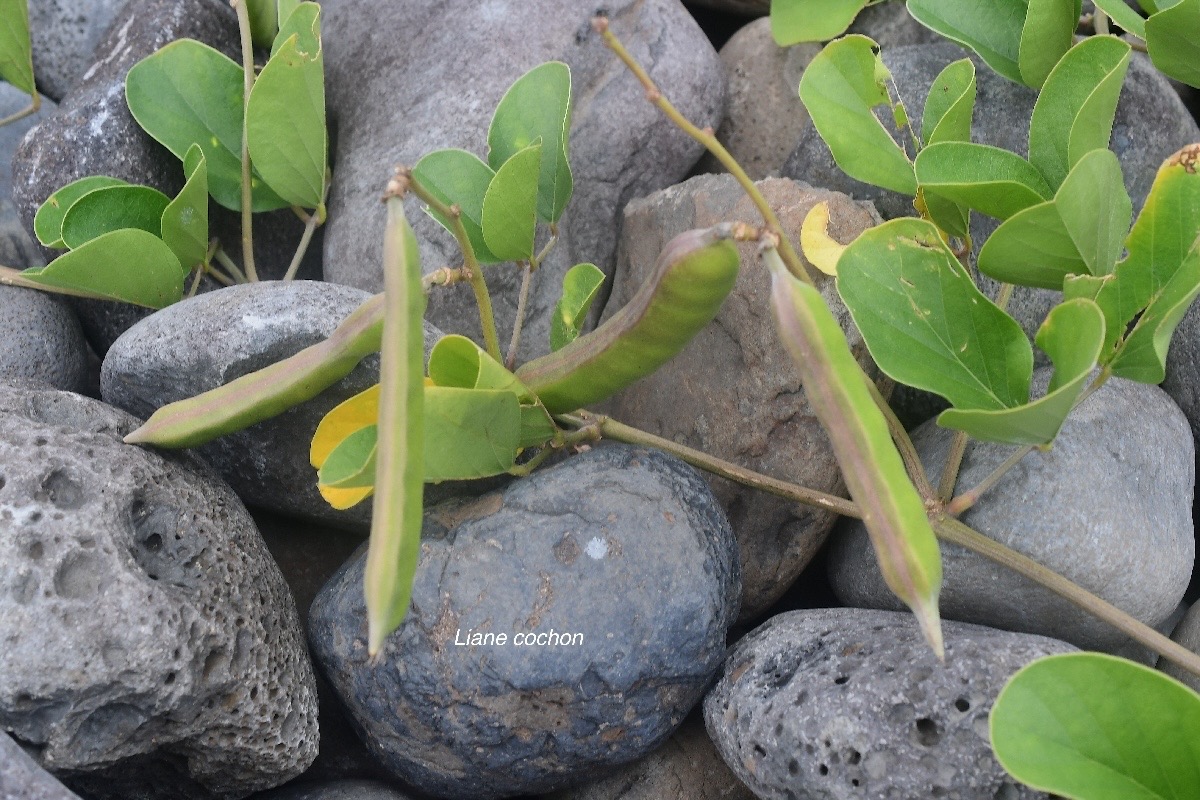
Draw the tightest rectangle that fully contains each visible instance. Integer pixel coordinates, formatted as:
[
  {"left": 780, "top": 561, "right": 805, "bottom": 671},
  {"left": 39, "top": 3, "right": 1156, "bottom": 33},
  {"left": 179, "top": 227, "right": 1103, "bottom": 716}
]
[{"left": 516, "top": 225, "right": 740, "bottom": 414}]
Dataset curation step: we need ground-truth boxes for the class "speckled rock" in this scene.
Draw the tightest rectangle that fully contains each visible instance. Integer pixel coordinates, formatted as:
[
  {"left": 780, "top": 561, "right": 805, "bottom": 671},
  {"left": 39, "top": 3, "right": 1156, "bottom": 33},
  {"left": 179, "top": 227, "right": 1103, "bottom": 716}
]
[
  {"left": 1, "top": 84, "right": 54, "bottom": 270},
  {"left": 704, "top": 608, "right": 1073, "bottom": 800},
  {"left": 0, "top": 287, "right": 89, "bottom": 392},
  {"left": 309, "top": 444, "right": 741, "bottom": 799},
  {"left": 829, "top": 372, "right": 1195, "bottom": 653},
  {"left": 12, "top": 0, "right": 320, "bottom": 354},
  {"left": 0, "top": 732, "right": 81, "bottom": 800},
  {"left": 321, "top": 0, "right": 724, "bottom": 362},
  {"left": 101, "top": 281, "right": 442, "bottom": 530},
  {"left": 29, "top": 0, "right": 129, "bottom": 101},
  {"left": 548, "top": 714, "right": 755, "bottom": 800},
  {"left": 1161, "top": 602, "right": 1200, "bottom": 693},
  {"left": 251, "top": 779, "right": 417, "bottom": 800},
  {"left": 602, "top": 174, "right": 881, "bottom": 622},
  {"left": 0, "top": 383, "right": 317, "bottom": 798}
]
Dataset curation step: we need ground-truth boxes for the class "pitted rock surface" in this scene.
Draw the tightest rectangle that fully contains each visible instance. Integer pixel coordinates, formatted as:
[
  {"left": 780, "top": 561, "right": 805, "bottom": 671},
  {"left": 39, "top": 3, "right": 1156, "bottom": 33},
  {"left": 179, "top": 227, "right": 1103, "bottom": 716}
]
[
  {"left": 704, "top": 608, "right": 1071, "bottom": 800},
  {"left": 0, "top": 288, "right": 89, "bottom": 393},
  {"left": 321, "top": 0, "right": 724, "bottom": 362},
  {"left": 309, "top": 444, "right": 741, "bottom": 799},
  {"left": 29, "top": 0, "right": 129, "bottom": 101},
  {"left": 252, "top": 779, "right": 418, "bottom": 800},
  {"left": 0, "top": 384, "right": 317, "bottom": 798},
  {"left": 0, "top": 84, "right": 54, "bottom": 270},
  {"left": 602, "top": 173, "right": 881, "bottom": 621}
]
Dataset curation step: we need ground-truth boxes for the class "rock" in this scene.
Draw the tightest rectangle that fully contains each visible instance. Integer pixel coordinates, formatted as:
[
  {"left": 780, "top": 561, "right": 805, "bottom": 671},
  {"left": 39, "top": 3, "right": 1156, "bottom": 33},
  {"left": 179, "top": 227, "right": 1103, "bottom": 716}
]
[
  {"left": 0, "top": 732, "right": 81, "bottom": 800},
  {"left": 321, "top": 0, "right": 724, "bottom": 362},
  {"left": 697, "top": 7, "right": 936, "bottom": 179},
  {"left": 704, "top": 608, "right": 1073, "bottom": 800},
  {"left": 601, "top": 174, "right": 881, "bottom": 621},
  {"left": 1, "top": 84, "right": 54, "bottom": 270},
  {"left": 100, "top": 280, "right": 392, "bottom": 529},
  {"left": 1161, "top": 603, "right": 1200, "bottom": 693},
  {"left": 828, "top": 371, "right": 1194, "bottom": 653},
  {"left": 28, "top": 0, "right": 128, "bottom": 101},
  {"left": 0, "top": 383, "right": 318, "bottom": 797},
  {"left": 685, "top": 0, "right": 768, "bottom": 15},
  {"left": 781, "top": 43, "right": 1200, "bottom": 352},
  {"left": 251, "top": 779, "right": 417, "bottom": 800},
  {"left": 548, "top": 713, "right": 755, "bottom": 800},
  {"left": 12, "top": 0, "right": 321, "bottom": 354},
  {"left": 0, "top": 288, "right": 89, "bottom": 392},
  {"left": 309, "top": 444, "right": 741, "bottom": 799}
]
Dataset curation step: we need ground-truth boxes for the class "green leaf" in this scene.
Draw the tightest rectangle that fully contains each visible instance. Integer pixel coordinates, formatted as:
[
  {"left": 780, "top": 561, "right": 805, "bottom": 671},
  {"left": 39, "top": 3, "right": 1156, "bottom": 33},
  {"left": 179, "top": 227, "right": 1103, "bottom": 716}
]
[
  {"left": 411, "top": 149, "right": 499, "bottom": 264},
  {"left": 1027, "top": 36, "right": 1132, "bottom": 190},
  {"left": 20, "top": 229, "right": 183, "bottom": 308},
  {"left": 424, "top": 386, "right": 523, "bottom": 481},
  {"left": 318, "top": 424, "right": 377, "bottom": 489},
  {"left": 977, "top": 202, "right": 1083, "bottom": 289},
  {"left": 0, "top": 0, "right": 35, "bottom": 95},
  {"left": 915, "top": 142, "right": 1052, "bottom": 220},
  {"left": 798, "top": 35, "right": 917, "bottom": 195},
  {"left": 1019, "top": 0, "right": 1082, "bottom": 89},
  {"left": 922, "top": 59, "right": 976, "bottom": 145},
  {"left": 487, "top": 61, "right": 573, "bottom": 223},
  {"left": 768, "top": 248, "right": 943, "bottom": 656},
  {"left": 551, "top": 263, "right": 605, "bottom": 351},
  {"left": 246, "top": 2, "right": 325, "bottom": 209},
  {"left": 34, "top": 176, "right": 129, "bottom": 249},
  {"left": 769, "top": 0, "right": 869, "bottom": 44},
  {"left": 59, "top": 185, "right": 171, "bottom": 250},
  {"left": 991, "top": 652, "right": 1200, "bottom": 799},
  {"left": 161, "top": 144, "right": 210, "bottom": 271},
  {"left": 246, "top": 0, "right": 279, "bottom": 50},
  {"left": 937, "top": 298, "right": 1105, "bottom": 444},
  {"left": 273, "top": 0, "right": 319, "bottom": 54},
  {"left": 1111, "top": 247, "right": 1200, "bottom": 383},
  {"left": 125, "top": 39, "right": 289, "bottom": 212},
  {"left": 837, "top": 218, "right": 1033, "bottom": 411},
  {"left": 277, "top": 0, "right": 302, "bottom": 27},
  {"left": 481, "top": 143, "right": 541, "bottom": 262},
  {"left": 1147, "top": 0, "right": 1200, "bottom": 88},
  {"left": 906, "top": 0, "right": 1026, "bottom": 84},
  {"left": 1092, "top": 0, "right": 1148, "bottom": 39}
]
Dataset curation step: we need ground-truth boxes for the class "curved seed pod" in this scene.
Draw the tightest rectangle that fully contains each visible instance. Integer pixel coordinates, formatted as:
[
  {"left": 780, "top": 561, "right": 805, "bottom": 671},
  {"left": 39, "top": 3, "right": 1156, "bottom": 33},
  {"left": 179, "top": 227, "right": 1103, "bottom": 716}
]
[
  {"left": 516, "top": 225, "right": 740, "bottom": 414},
  {"left": 124, "top": 293, "right": 385, "bottom": 447}
]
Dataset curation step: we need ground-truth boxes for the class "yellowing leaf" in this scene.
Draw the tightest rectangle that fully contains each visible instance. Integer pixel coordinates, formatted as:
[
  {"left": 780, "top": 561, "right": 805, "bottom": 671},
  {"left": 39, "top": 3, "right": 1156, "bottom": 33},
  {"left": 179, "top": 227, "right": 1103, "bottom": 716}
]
[
  {"left": 800, "top": 201, "right": 848, "bottom": 276},
  {"left": 310, "top": 384, "right": 379, "bottom": 468},
  {"left": 318, "top": 483, "right": 373, "bottom": 510}
]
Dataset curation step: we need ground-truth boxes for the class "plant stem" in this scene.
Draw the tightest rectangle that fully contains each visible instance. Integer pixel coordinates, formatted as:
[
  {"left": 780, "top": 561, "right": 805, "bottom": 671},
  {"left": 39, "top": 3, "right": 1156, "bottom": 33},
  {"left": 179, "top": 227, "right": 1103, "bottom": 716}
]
[
  {"left": 187, "top": 266, "right": 206, "bottom": 297},
  {"left": 0, "top": 265, "right": 111, "bottom": 301},
  {"left": 593, "top": 16, "right": 814, "bottom": 286},
  {"left": 214, "top": 247, "right": 249, "bottom": 284},
  {"left": 283, "top": 204, "right": 321, "bottom": 281},
  {"left": 421, "top": 266, "right": 467, "bottom": 292},
  {"left": 933, "top": 514, "right": 1200, "bottom": 679},
  {"left": 865, "top": 378, "right": 937, "bottom": 501},
  {"left": 1094, "top": 8, "right": 1111, "bottom": 35},
  {"left": 532, "top": 225, "right": 558, "bottom": 270},
  {"left": 508, "top": 446, "right": 553, "bottom": 477},
  {"left": 506, "top": 262, "right": 533, "bottom": 369},
  {"left": 232, "top": 0, "right": 258, "bottom": 282},
  {"left": 945, "top": 445, "right": 1034, "bottom": 516},
  {"left": 0, "top": 94, "right": 40, "bottom": 128},
  {"left": 558, "top": 411, "right": 862, "bottom": 518},
  {"left": 401, "top": 170, "right": 503, "bottom": 363}
]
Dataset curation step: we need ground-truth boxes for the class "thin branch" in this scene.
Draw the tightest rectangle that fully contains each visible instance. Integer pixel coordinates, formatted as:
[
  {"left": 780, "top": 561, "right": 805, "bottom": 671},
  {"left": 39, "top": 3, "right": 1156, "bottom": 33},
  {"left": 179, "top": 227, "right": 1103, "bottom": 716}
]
[
  {"left": 421, "top": 266, "right": 468, "bottom": 292},
  {"left": 283, "top": 204, "right": 321, "bottom": 281},
  {"left": 506, "top": 262, "right": 533, "bottom": 369},
  {"left": 593, "top": 16, "right": 814, "bottom": 286},
  {"left": 946, "top": 445, "right": 1034, "bottom": 516},
  {"left": 232, "top": 0, "right": 259, "bottom": 282},
  {"left": 865, "top": 378, "right": 937, "bottom": 501},
  {"left": 213, "top": 247, "right": 249, "bottom": 284},
  {"left": 934, "top": 514, "right": 1200, "bottom": 679},
  {"left": 187, "top": 266, "right": 206, "bottom": 297},
  {"left": 0, "top": 93, "right": 40, "bottom": 128}
]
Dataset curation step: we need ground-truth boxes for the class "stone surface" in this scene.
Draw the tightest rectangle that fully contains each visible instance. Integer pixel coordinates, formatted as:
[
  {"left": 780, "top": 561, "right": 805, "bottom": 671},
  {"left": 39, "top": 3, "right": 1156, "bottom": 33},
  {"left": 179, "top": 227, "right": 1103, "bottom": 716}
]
[
  {"left": 548, "top": 713, "right": 755, "bottom": 800},
  {"left": 829, "top": 372, "right": 1195, "bottom": 653},
  {"left": 321, "top": 0, "right": 725, "bottom": 362},
  {"left": 601, "top": 174, "right": 881, "bottom": 622},
  {"left": 251, "top": 779, "right": 417, "bottom": 800},
  {"left": 1, "top": 84, "right": 54, "bottom": 270},
  {"left": 309, "top": 444, "right": 741, "bottom": 799},
  {"left": 0, "top": 287, "right": 89, "bottom": 393},
  {"left": 28, "top": 0, "right": 129, "bottom": 101},
  {"left": 704, "top": 608, "right": 1072, "bottom": 800},
  {"left": 782, "top": 43, "right": 1200, "bottom": 351},
  {"left": 101, "top": 281, "right": 387, "bottom": 529},
  {"left": 12, "top": 0, "right": 320, "bottom": 354},
  {"left": 0, "top": 732, "right": 81, "bottom": 800},
  {"left": 686, "top": 0, "right": 768, "bottom": 14},
  {"left": 1161, "top": 602, "right": 1200, "bottom": 693},
  {"left": 0, "top": 383, "right": 318, "bottom": 798}
]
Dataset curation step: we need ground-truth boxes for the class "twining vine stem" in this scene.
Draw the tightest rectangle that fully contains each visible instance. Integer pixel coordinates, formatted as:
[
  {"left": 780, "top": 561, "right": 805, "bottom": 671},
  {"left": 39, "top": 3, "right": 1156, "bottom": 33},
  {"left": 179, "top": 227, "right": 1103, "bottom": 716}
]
[
  {"left": 231, "top": 0, "right": 259, "bottom": 282},
  {"left": 0, "top": 95, "right": 40, "bottom": 128}
]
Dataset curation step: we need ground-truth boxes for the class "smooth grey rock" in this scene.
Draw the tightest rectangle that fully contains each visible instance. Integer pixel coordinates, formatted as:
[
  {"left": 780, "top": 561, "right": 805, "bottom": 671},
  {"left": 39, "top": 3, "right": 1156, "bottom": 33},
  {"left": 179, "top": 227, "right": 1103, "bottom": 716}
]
[
  {"left": 1161, "top": 602, "right": 1200, "bottom": 693},
  {"left": 0, "top": 287, "right": 88, "bottom": 392},
  {"left": 1, "top": 85, "right": 54, "bottom": 270},
  {"left": 12, "top": 0, "right": 320, "bottom": 354},
  {"left": 602, "top": 174, "right": 881, "bottom": 622},
  {"left": 829, "top": 372, "right": 1195, "bottom": 652},
  {"left": 0, "top": 384, "right": 318, "bottom": 798},
  {"left": 547, "top": 714, "right": 756, "bottom": 800},
  {"left": 251, "top": 779, "right": 417, "bottom": 800},
  {"left": 782, "top": 42, "right": 1200, "bottom": 352},
  {"left": 309, "top": 444, "right": 741, "bottom": 799},
  {"left": 321, "top": 0, "right": 724, "bottom": 362},
  {"left": 101, "top": 281, "right": 443, "bottom": 530},
  {"left": 704, "top": 608, "right": 1072, "bottom": 800},
  {"left": 0, "top": 732, "right": 81, "bottom": 800},
  {"left": 29, "top": 0, "right": 128, "bottom": 101}
]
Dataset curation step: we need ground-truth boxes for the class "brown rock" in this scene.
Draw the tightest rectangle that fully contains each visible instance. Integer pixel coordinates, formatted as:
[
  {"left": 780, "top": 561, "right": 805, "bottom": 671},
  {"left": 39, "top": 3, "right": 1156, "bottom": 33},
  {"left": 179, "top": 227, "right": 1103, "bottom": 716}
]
[{"left": 601, "top": 174, "right": 881, "bottom": 621}]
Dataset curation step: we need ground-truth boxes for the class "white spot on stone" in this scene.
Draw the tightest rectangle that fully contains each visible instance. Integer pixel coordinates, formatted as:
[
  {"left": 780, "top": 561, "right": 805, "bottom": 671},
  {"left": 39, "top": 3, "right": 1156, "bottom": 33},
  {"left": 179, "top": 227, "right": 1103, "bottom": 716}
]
[{"left": 585, "top": 537, "right": 608, "bottom": 560}]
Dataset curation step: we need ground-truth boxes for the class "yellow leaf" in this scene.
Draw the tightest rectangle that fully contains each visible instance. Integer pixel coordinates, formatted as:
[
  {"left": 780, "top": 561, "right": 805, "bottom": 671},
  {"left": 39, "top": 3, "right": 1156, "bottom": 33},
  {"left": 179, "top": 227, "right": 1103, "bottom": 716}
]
[
  {"left": 800, "top": 201, "right": 848, "bottom": 276},
  {"left": 318, "top": 483, "right": 374, "bottom": 510},
  {"left": 310, "top": 384, "right": 380, "bottom": 468}
]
